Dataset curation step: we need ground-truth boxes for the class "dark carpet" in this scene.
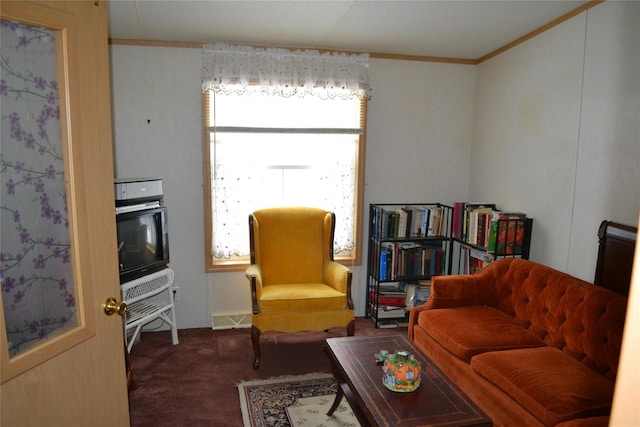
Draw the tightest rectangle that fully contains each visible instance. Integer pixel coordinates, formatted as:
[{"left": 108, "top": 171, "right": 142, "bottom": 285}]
[{"left": 128, "top": 317, "right": 406, "bottom": 427}]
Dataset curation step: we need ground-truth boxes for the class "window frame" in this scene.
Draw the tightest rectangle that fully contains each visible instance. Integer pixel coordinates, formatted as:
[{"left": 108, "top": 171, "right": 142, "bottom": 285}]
[{"left": 202, "top": 91, "right": 367, "bottom": 272}]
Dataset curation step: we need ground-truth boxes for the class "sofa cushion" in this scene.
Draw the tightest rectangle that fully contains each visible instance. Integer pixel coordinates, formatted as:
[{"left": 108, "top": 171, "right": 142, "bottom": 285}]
[
  {"left": 471, "top": 347, "right": 615, "bottom": 426},
  {"left": 418, "top": 306, "right": 544, "bottom": 362}
]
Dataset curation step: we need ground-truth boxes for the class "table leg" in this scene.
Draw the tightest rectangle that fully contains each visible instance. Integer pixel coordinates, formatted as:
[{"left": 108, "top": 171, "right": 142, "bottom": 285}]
[
  {"left": 327, "top": 380, "right": 345, "bottom": 416},
  {"left": 325, "top": 343, "right": 345, "bottom": 416}
]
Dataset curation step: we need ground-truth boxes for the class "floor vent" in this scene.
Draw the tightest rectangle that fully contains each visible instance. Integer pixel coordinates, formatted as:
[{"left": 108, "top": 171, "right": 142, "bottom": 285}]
[{"left": 211, "top": 313, "right": 252, "bottom": 330}]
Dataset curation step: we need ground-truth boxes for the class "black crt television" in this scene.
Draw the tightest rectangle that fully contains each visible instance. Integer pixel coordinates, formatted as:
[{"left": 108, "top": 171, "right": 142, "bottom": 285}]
[{"left": 116, "top": 205, "right": 170, "bottom": 283}]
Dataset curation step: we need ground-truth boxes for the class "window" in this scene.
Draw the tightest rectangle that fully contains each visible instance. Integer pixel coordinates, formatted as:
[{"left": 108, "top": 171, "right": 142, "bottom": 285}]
[
  {"left": 201, "top": 43, "right": 371, "bottom": 272},
  {"left": 202, "top": 91, "right": 367, "bottom": 271}
]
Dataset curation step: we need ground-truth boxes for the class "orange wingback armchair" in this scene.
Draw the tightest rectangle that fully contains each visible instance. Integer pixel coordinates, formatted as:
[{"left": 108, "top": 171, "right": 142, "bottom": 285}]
[{"left": 246, "top": 207, "right": 355, "bottom": 368}]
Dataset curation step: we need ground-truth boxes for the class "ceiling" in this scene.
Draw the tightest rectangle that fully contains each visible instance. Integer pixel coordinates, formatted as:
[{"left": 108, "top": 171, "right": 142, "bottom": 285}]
[{"left": 107, "top": 0, "right": 593, "bottom": 61}]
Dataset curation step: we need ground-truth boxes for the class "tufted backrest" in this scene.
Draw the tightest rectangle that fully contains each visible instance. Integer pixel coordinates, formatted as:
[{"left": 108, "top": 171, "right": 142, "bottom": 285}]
[
  {"left": 478, "top": 258, "right": 627, "bottom": 381},
  {"left": 250, "top": 207, "right": 334, "bottom": 286}
]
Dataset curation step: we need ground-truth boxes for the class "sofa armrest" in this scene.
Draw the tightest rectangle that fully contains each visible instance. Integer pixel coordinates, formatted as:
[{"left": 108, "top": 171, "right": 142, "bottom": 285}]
[
  {"left": 324, "top": 262, "right": 354, "bottom": 309},
  {"left": 246, "top": 264, "right": 262, "bottom": 314},
  {"left": 408, "top": 269, "right": 500, "bottom": 340},
  {"left": 407, "top": 304, "right": 427, "bottom": 340},
  {"left": 425, "top": 274, "right": 487, "bottom": 309}
]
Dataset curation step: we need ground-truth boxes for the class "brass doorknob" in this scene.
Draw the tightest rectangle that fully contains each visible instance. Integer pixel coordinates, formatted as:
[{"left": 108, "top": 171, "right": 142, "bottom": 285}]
[{"left": 103, "top": 297, "right": 127, "bottom": 316}]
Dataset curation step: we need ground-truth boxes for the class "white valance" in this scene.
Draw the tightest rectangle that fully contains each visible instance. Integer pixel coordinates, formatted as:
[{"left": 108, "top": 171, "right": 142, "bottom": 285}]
[{"left": 201, "top": 43, "right": 371, "bottom": 100}]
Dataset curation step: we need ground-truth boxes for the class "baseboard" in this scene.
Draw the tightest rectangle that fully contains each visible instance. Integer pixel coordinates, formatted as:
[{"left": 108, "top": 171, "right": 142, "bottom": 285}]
[{"left": 211, "top": 312, "right": 252, "bottom": 330}]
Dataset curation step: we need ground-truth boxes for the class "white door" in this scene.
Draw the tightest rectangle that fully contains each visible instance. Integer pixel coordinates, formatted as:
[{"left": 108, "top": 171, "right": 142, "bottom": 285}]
[{"left": 0, "top": 1, "right": 130, "bottom": 425}]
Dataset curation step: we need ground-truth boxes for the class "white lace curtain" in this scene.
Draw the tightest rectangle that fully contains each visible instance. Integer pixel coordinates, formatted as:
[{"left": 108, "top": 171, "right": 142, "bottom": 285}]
[{"left": 201, "top": 42, "right": 371, "bottom": 100}]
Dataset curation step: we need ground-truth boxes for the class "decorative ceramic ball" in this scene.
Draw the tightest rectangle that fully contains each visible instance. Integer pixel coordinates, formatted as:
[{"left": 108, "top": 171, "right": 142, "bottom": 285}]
[{"left": 377, "top": 350, "right": 422, "bottom": 392}]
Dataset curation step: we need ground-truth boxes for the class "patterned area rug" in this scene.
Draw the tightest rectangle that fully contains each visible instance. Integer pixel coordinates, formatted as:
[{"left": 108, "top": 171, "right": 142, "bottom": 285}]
[{"left": 238, "top": 373, "right": 360, "bottom": 427}]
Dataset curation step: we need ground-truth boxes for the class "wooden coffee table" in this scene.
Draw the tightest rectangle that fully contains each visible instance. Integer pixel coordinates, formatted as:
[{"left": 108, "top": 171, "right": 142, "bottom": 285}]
[{"left": 325, "top": 335, "right": 491, "bottom": 427}]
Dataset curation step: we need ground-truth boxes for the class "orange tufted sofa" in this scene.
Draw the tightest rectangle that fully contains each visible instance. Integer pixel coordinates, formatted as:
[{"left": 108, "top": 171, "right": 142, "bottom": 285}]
[{"left": 408, "top": 258, "right": 627, "bottom": 427}]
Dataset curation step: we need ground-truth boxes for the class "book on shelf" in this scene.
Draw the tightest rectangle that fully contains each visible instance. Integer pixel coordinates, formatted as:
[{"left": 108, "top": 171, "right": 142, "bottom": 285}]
[
  {"left": 426, "top": 206, "right": 440, "bottom": 236},
  {"left": 377, "top": 241, "right": 445, "bottom": 280},
  {"left": 415, "top": 286, "right": 431, "bottom": 306},
  {"left": 379, "top": 247, "right": 390, "bottom": 280},
  {"left": 380, "top": 242, "right": 395, "bottom": 279},
  {"left": 379, "top": 282, "right": 404, "bottom": 293},
  {"left": 452, "top": 203, "right": 530, "bottom": 257},
  {"left": 489, "top": 212, "right": 527, "bottom": 255},
  {"left": 377, "top": 305, "right": 407, "bottom": 318},
  {"left": 404, "top": 280, "right": 432, "bottom": 309},
  {"left": 377, "top": 319, "right": 399, "bottom": 328},
  {"left": 370, "top": 282, "right": 407, "bottom": 308},
  {"left": 379, "top": 287, "right": 406, "bottom": 295},
  {"left": 476, "top": 210, "right": 491, "bottom": 248},
  {"left": 469, "top": 247, "right": 492, "bottom": 273},
  {"left": 412, "top": 206, "right": 427, "bottom": 237},
  {"left": 452, "top": 202, "right": 464, "bottom": 239},
  {"left": 398, "top": 242, "right": 420, "bottom": 277},
  {"left": 459, "top": 247, "right": 469, "bottom": 274},
  {"left": 465, "top": 204, "right": 495, "bottom": 245},
  {"left": 371, "top": 292, "right": 405, "bottom": 307},
  {"left": 452, "top": 202, "right": 497, "bottom": 243},
  {"left": 396, "top": 207, "right": 408, "bottom": 238},
  {"left": 469, "top": 247, "right": 492, "bottom": 263},
  {"left": 486, "top": 213, "right": 499, "bottom": 253},
  {"left": 468, "top": 206, "right": 493, "bottom": 246},
  {"left": 373, "top": 204, "right": 449, "bottom": 239}
]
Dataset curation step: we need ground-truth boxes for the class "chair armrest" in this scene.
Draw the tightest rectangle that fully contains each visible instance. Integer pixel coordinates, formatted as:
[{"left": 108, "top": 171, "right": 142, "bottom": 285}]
[
  {"left": 324, "top": 262, "right": 349, "bottom": 292},
  {"left": 246, "top": 264, "right": 262, "bottom": 315},
  {"left": 324, "top": 262, "right": 354, "bottom": 309}
]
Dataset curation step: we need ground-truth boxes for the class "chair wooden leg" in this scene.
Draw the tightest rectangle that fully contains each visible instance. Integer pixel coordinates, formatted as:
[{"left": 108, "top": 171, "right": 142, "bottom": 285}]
[
  {"left": 346, "top": 319, "right": 355, "bottom": 337},
  {"left": 251, "top": 325, "right": 261, "bottom": 369}
]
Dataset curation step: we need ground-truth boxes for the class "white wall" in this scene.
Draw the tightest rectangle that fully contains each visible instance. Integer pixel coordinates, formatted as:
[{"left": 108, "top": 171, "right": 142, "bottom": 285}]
[
  {"left": 110, "top": 1, "right": 639, "bottom": 328},
  {"left": 109, "top": 47, "right": 474, "bottom": 327},
  {"left": 360, "top": 58, "right": 476, "bottom": 313},
  {"left": 470, "top": 1, "right": 640, "bottom": 280},
  {"left": 570, "top": 1, "right": 640, "bottom": 277},
  {"left": 110, "top": 46, "right": 211, "bottom": 328}
]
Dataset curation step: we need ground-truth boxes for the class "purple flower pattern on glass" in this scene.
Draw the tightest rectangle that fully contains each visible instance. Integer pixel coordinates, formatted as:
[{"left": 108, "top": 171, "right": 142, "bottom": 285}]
[{"left": 1, "top": 19, "right": 76, "bottom": 356}]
